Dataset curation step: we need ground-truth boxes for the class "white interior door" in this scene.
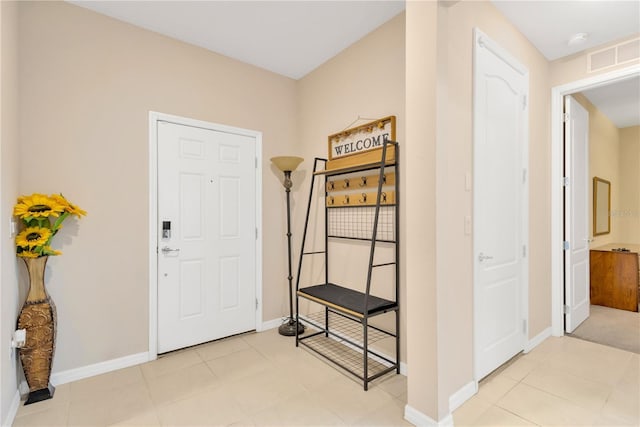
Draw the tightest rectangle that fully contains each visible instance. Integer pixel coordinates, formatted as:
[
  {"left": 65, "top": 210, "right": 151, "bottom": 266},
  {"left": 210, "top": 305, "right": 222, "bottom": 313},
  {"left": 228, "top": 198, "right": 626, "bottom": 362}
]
[
  {"left": 564, "top": 95, "right": 590, "bottom": 333},
  {"left": 158, "top": 121, "right": 256, "bottom": 354},
  {"left": 473, "top": 29, "right": 529, "bottom": 380}
]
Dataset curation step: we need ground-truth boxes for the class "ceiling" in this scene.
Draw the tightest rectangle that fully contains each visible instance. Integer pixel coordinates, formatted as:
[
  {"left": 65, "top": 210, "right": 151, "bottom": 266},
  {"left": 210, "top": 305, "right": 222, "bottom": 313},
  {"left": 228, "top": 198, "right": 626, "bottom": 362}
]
[
  {"left": 70, "top": 0, "right": 639, "bottom": 126},
  {"left": 492, "top": 1, "right": 639, "bottom": 61},
  {"left": 490, "top": 1, "right": 639, "bottom": 127},
  {"left": 69, "top": 0, "right": 406, "bottom": 80},
  {"left": 581, "top": 76, "right": 640, "bottom": 128}
]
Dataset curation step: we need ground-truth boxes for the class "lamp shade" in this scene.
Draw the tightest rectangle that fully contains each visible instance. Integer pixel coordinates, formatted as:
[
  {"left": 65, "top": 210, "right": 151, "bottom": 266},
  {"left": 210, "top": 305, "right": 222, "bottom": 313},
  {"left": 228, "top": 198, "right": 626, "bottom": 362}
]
[{"left": 271, "top": 156, "right": 304, "bottom": 172}]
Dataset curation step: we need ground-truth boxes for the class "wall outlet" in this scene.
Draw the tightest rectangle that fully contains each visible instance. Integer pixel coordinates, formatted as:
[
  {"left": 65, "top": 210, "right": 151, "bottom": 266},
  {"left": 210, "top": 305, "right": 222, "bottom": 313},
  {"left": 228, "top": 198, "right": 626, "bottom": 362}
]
[
  {"left": 9, "top": 217, "right": 17, "bottom": 238},
  {"left": 12, "top": 329, "right": 26, "bottom": 348}
]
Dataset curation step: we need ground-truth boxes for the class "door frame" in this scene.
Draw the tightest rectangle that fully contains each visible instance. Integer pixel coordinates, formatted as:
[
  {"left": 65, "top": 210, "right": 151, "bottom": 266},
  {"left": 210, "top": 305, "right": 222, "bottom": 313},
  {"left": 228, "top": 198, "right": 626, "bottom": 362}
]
[
  {"left": 550, "top": 64, "right": 640, "bottom": 336},
  {"left": 472, "top": 28, "right": 530, "bottom": 381},
  {"left": 148, "top": 111, "right": 263, "bottom": 359}
]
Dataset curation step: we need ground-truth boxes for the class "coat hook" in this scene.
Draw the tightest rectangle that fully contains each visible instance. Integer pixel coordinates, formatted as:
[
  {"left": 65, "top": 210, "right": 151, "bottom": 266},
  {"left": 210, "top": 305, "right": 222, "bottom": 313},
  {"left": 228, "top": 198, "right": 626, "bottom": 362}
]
[
  {"left": 359, "top": 193, "right": 367, "bottom": 204},
  {"left": 328, "top": 196, "right": 334, "bottom": 206},
  {"left": 328, "top": 181, "right": 334, "bottom": 191},
  {"left": 381, "top": 192, "right": 387, "bottom": 203},
  {"left": 343, "top": 195, "right": 350, "bottom": 205},
  {"left": 359, "top": 176, "right": 367, "bottom": 187},
  {"left": 343, "top": 179, "right": 350, "bottom": 189}
]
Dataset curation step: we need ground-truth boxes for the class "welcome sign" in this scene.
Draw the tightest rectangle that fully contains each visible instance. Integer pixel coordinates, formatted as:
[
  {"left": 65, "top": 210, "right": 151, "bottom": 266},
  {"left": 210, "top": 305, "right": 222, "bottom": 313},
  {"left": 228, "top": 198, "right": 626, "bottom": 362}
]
[{"left": 328, "top": 116, "right": 396, "bottom": 161}]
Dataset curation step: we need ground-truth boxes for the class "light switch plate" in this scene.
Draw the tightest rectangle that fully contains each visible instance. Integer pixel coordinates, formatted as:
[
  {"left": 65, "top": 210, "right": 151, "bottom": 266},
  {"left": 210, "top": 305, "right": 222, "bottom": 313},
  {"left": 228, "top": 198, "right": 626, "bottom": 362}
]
[{"left": 465, "top": 215, "right": 472, "bottom": 235}]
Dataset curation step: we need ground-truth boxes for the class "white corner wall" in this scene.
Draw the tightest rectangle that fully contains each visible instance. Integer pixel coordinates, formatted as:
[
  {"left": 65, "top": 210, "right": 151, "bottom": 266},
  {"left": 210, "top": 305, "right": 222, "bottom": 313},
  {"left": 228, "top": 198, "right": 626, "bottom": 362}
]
[{"left": 1, "top": 1, "right": 22, "bottom": 424}]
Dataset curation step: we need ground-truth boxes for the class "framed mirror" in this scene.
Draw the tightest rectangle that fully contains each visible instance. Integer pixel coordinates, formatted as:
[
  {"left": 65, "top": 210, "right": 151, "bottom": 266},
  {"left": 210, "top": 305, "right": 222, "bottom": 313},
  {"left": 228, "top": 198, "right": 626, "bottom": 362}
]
[{"left": 593, "top": 176, "right": 611, "bottom": 236}]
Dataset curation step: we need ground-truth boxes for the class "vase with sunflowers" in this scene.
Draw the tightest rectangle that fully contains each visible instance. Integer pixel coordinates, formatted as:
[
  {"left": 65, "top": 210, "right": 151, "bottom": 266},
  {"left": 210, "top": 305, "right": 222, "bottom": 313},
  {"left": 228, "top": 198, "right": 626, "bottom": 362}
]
[{"left": 13, "top": 193, "right": 85, "bottom": 405}]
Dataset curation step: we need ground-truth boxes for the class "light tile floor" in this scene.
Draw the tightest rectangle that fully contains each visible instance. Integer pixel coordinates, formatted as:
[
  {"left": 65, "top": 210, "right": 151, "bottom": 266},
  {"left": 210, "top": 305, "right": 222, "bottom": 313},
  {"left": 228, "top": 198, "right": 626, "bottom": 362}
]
[
  {"left": 454, "top": 336, "right": 639, "bottom": 426},
  {"left": 12, "top": 330, "right": 639, "bottom": 426}
]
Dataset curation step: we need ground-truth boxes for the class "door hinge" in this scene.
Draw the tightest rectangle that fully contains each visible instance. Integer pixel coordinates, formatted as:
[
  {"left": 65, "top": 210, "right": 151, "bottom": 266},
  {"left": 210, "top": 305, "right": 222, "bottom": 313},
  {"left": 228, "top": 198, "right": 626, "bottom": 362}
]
[
  {"left": 562, "top": 241, "right": 570, "bottom": 251},
  {"left": 563, "top": 112, "right": 569, "bottom": 123},
  {"left": 255, "top": 157, "right": 258, "bottom": 169},
  {"left": 522, "top": 95, "right": 527, "bottom": 110},
  {"left": 522, "top": 319, "right": 527, "bottom": 334},
  {"left": 255, "top": 227, "right": 258, "bottom": 240},
  {"left": 563, "top": 305, "right": 569, "bottom": 314},
  {"left": 256, "top": 298, "right": 258, "bottom": 310},
  {"left": 523, "top": 245, "right": 527, "bottom": 257},
  {"left": 562, "top": 176, "right": 569, "bottom": 187},
  {"left": 522, "top": 168, "right": 527, "bottom": 184}
]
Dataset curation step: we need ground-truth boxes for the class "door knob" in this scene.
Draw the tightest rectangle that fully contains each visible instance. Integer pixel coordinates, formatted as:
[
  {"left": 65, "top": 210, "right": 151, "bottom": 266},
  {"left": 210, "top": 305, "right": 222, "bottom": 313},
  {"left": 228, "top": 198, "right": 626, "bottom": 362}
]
[
  {"left": 478, "top": 252, "right": 493, "bottom": 262},
  {"left": 161, "top": 246, "right": 180, "bottom": 254}
]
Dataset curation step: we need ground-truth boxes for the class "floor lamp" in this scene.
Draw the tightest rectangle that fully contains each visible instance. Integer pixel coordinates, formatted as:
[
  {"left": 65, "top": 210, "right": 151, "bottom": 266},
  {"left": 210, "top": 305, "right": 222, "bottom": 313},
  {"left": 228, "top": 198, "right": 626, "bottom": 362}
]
[{"left": 271, "top": 156, "right": 306, "bottom": 336}]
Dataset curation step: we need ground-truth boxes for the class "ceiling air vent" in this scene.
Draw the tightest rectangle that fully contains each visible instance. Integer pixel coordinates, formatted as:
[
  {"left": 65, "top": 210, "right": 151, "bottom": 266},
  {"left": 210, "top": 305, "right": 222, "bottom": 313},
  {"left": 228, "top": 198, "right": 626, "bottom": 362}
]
[{"left": 588, "top": 37, "right": 640, "bottom": 73}]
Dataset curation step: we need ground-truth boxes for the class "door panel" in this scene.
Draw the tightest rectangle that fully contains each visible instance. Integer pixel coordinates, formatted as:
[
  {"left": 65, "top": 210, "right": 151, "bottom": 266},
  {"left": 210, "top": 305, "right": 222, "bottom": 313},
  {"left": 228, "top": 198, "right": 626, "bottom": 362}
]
[
  {"left": 158, "top": 121, "right": 256, "bottom": 354},
  {"left": 564, "top": 95, "right": 590, "bottom": 332},
  {"left": 220, "top": 177, "right": 240, "bottom": 237},
  {"left": 220, "top": 256, "right": 240, "bottom": 310},
  {"left": 181, "top": 173, "right": 204, "bottom": 239},
  {"left": 180, "top": 260, "right": 203, "bottom": 318},
  {"left": 474, "top": 30, "right": 528, "bottom": 380}
]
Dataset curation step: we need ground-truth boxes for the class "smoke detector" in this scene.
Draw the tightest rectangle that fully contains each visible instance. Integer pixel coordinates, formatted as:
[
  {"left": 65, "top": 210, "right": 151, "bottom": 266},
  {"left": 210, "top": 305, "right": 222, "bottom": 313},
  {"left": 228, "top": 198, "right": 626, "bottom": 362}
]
[{"left": 568, "top": 33, "right": 589, "bottom": 46}]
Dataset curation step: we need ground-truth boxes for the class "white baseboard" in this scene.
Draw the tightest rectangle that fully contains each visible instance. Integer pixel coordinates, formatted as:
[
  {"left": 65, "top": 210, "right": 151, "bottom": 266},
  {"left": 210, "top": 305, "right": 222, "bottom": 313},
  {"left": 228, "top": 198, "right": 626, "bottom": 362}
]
[
  {"left": 404, "top": 404, "right": 453, "bottom": 426},
  {"left": 50, "top": 352, "right": 151, "bottom": 386},
  {"left": 449, "top": 380, "right": 478, "bottom": 412},
  {"left": 437, "top": 413, "right": 453, "bottom": 427},
  {"left": 258, "top": 317, "right": 283, "bottom": 332},
  {"left": 399, "top": 361, "right": 408, "bottom": 376},
  {"left": 525, "top": 326, "right": 552, "bottom": 353},
  {"left": 2, "top": 390, "right": 21, "bottom": 427},
  {"left": 18, "top": 381, "right": 28, "bottom": 396}
]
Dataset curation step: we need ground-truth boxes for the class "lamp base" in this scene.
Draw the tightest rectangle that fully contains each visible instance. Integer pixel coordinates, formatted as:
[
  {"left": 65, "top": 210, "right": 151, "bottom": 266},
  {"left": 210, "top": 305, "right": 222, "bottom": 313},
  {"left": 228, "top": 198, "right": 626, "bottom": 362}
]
[{"left": 278, "top": 318, "right": 305, "bottom": 336}]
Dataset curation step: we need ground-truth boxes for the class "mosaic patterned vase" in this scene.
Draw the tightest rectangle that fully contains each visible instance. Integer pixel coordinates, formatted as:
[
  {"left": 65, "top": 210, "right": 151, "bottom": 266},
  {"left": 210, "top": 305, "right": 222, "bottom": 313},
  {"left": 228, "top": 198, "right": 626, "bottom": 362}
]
[{"left": 18, "top": 256, "right": 56, "bottom": 405}]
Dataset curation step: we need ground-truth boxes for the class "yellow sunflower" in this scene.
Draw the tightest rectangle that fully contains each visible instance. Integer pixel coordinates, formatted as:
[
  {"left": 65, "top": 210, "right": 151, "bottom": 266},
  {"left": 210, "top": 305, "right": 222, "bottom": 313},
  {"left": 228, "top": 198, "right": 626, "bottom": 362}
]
[
  {"left": 17, "top": 250, "right": 39, "bottom": 259},
  {"left": 42, "top": 246, "right": 62, "bottom": 256},
  {"left": 51, "top": 194, "right": 87, "bottom": 217},
  {"left": 16, "top": 227, "right": 52, "bottom": 248},
  {"left": 13, "top": 194, "right": 65, "bottom": 219}
]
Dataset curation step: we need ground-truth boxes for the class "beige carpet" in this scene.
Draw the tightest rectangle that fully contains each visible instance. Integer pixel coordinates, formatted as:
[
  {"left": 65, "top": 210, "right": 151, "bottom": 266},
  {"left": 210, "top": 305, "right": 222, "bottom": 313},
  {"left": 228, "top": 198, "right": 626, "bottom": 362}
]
[{"left": 569, "top": 305, "right": 640, "bottom": 354}]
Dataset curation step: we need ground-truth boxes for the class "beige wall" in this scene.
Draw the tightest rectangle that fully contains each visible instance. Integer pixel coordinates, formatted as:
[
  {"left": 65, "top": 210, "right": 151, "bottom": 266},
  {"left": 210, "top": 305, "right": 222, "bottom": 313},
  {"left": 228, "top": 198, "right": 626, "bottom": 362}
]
[
  {"left": 295, "top": 13, "right": 405, "bottom": 359},
  {"left": 575, "top": 95, "right": 639, "bottom": 247},
  {"left": 17, "top": 1, "right": 297, "bottom": 373},
  {"left": 1, "top": 0, "right": 21, "bottom": 421},
  {"left": 405, "top": 0, "right": 551, "bottom": 420},
  {"left": 574, "top": 94, "right": 623, "bottom": 246},
  {"left": 618, "top": 126, "right": 640, "bottom": 243},
  {"left": 550, "top": 33, "right": 640, "bottom": 87},
  {"left": 405, "top": 0, "right": 439, "bottom": 418}
]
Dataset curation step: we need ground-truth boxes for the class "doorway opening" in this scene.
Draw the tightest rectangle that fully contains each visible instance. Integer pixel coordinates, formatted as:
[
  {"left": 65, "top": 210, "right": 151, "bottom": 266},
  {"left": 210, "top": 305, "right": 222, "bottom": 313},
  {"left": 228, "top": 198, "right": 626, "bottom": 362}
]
[{"left": 551, "top": 64, "right": 640, "bottom": 353}]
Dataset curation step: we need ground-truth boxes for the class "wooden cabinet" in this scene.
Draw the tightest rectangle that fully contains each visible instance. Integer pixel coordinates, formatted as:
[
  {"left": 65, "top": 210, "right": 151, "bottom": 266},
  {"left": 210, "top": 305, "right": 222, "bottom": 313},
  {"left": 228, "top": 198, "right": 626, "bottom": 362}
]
[{"left": 590, "top": 246, "right": 639, "bottom": 312}]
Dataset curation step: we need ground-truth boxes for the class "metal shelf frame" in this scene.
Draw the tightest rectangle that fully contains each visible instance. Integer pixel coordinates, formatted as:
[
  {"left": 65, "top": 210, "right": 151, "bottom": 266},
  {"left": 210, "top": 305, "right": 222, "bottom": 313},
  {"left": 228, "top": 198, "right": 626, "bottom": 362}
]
[{"left": 295, "top": 139, "right": 400, "bottom": 390}]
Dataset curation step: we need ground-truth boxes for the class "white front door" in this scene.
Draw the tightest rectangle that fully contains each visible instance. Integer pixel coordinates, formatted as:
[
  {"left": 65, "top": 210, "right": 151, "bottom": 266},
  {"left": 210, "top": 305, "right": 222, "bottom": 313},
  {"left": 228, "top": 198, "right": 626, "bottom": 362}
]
[
  {"left": 564, "top": 95, "right": 590, "bottom": 333},
  {"left": 473, "top": 29, "right": 529, "bottom": 380},
  {"left": 157, "top": 120, "right": 256, "bottom": 354}
]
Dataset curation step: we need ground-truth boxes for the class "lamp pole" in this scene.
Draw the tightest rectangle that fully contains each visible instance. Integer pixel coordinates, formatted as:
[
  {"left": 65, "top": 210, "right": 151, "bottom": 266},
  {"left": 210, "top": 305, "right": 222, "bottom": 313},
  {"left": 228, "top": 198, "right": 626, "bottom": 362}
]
[{"left": 271, "top": 156, "right": 305, "bottom": 336}]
